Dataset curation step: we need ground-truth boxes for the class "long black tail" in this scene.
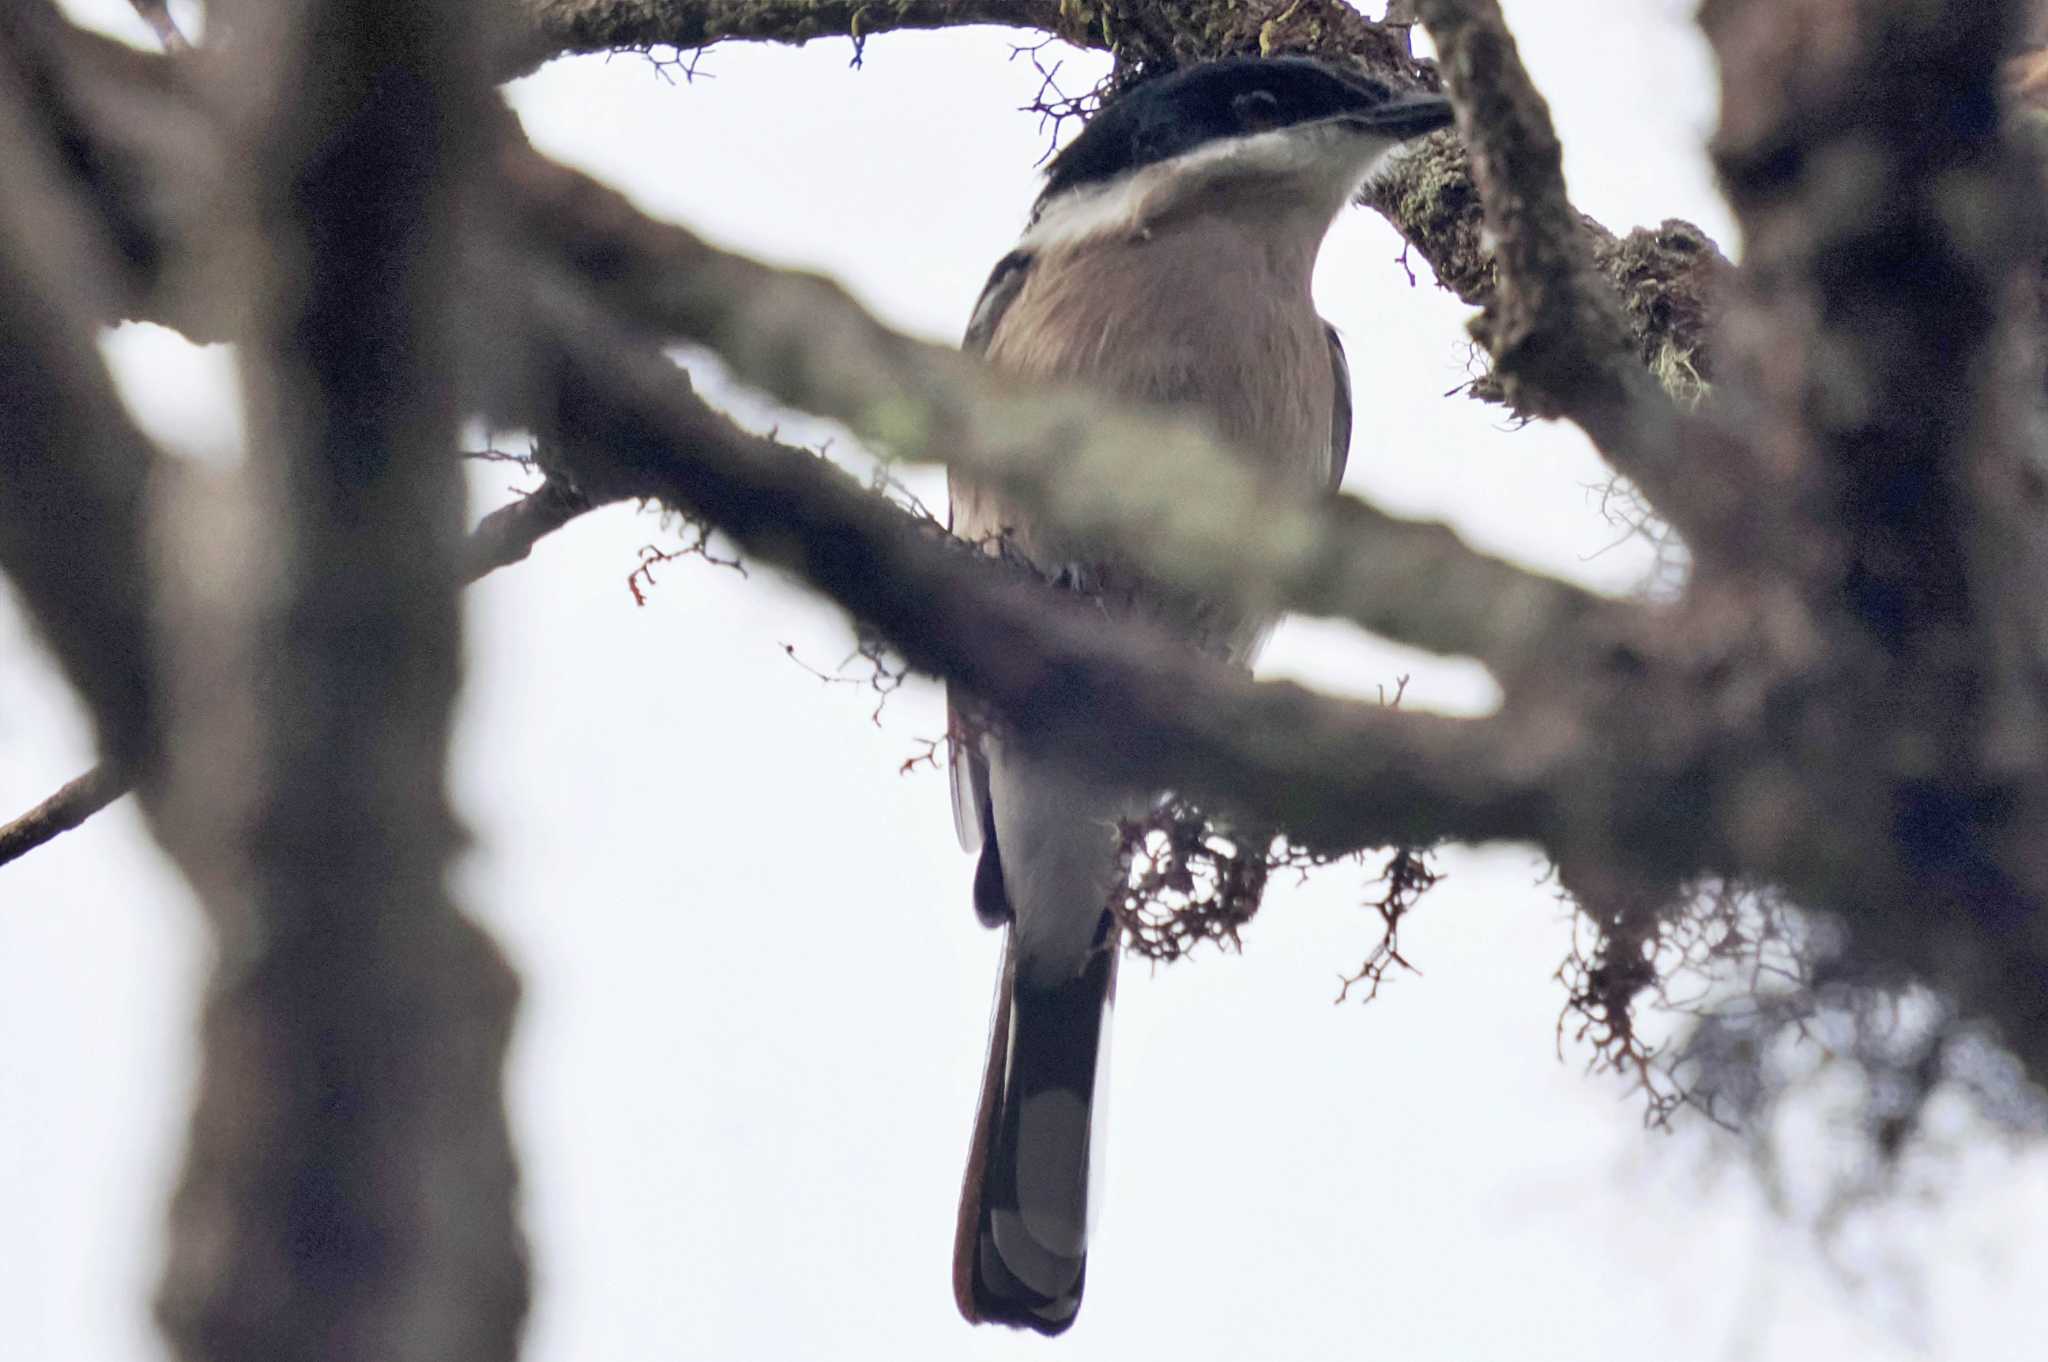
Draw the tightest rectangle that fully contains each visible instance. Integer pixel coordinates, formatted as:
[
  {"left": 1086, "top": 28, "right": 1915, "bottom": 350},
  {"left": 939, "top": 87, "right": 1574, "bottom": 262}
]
[{"left": 954, "top": 920, "right": 1117, "bottom": 1334}]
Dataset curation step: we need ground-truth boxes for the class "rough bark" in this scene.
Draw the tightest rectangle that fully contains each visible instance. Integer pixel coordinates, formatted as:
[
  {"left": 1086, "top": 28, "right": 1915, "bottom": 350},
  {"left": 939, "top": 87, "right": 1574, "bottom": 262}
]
[{"left": 501, "top": 0, "right": 1065, "bottom": 73}]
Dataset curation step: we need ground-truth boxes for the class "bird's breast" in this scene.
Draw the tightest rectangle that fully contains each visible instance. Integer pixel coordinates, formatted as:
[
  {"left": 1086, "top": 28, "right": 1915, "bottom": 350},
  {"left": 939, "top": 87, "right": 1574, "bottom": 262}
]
[
  {"left": 984, "top": 221, "right": 1334, "bottom": 472},
  {"left": 956, "top": 217, "right": 1335, "bottom": 603}
]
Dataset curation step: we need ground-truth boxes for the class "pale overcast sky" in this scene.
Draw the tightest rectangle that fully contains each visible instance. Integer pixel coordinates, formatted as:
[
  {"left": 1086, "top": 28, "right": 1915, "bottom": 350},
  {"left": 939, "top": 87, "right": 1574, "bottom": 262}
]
[{"left": 6, "top": 3, "right": 2046, "bottom": 1360}]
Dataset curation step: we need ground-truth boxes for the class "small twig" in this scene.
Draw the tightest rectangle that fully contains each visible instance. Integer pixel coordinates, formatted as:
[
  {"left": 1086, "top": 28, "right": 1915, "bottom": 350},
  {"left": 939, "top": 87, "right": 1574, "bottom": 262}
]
[
  {"left": 633, "top": 44, "right": 716, "bottom": 85},
  {"left": 1335, "top": 843, "right": 1441, "bottom": 1004},
  {"left": 1393, "top": 242, "right": 1417, "bottom": 288},
  {"left": 0, "top": 765, "right": 127, "bottom": 870},
  {"left": 898, "top": 735, "right": 944, "bottom": 776},
  {"left": 0, "top": 471, "right": 603, "bottom": 869},
  {"left": 625, "top": 520, "right": 745, "bottom": 606},
  {"left": 781, "top": 633, "right": 909, "bottom": 725},
  {"left": 462, "top": 445, "right": 539, "bottom": 468},
  {"left": 1010, "top": 35, "right": 1106, "bottom": 164},
  {"left": 126, "top": 0, "right": 190, "bottom": 53}
]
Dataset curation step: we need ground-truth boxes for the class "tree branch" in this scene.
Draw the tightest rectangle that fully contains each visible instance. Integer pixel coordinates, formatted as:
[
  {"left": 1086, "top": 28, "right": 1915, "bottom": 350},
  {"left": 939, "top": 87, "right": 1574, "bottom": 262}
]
[
  {"left": 8, "top": 3, "right": 1663, "bottom": 874},
  {"left": 1685, "top": 0, "right": 2048, "bottom": 1079},
  {"left": 512, "top": 259, "right": 1588, "bottom": 855},
  {"left": 50, "top": 3, "right": 1745, "bottom": 550},
  {"left": 462, "top": 473, "right": 598, "bottom": 581},
  {"left": 490, "top": 1, "right": 1737, "bottom": 468},
  {"left": 28, "top": 19, "right": 1629, "bottom": 688},
  {"left": 126, "top": 0, "right": 190, "bottom": 51},
  {"left": 501, "top": 0, "right": 1067, "bottom": 73},
  {"left": 1407, "top": 0, "right": 1739, "bottom": 549},
  {"left": 498, "top": 133, "right": 1643, "bottom": 677},
  {"left": 0, "top": 767, "right": 128, "bottom": 867},
  {"left": 1367, "top": 136, "right": 1730, "bottom": 415}
]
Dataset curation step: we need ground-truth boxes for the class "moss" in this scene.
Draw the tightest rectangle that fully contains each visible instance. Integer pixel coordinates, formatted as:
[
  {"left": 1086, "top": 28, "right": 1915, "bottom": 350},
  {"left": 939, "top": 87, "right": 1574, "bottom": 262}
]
[
  {"left": 1079, "top": 1, "right": 1425, "bottom": 86},
  {"left": 1367, "top": 135, "right": 1496, "bottom": 305},
  {"left": 1596, "top": 219, "right": 1730, "bottom": 408},
  {"left": 1649, "top": 339, "right": 1711, "bottom": 410}
]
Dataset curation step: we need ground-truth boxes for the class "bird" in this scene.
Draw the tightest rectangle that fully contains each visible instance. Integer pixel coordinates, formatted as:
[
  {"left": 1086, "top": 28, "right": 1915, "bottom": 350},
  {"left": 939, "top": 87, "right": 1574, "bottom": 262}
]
[{"left": 946, "top": 55, "right": 1456, "bottom": 1334}]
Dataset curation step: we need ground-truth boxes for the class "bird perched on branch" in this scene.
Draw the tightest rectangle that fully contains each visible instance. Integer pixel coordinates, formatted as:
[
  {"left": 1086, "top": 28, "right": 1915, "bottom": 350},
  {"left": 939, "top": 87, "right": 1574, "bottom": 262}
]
[{"left": 946, "top": 55, "right": 1455, "bottom": 1334}]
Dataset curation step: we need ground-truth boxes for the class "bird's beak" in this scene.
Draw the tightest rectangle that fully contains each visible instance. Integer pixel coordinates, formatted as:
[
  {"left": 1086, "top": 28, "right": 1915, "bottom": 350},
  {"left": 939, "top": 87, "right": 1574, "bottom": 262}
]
[{"left": 1342, "top": 90, "right": 1456, "bottom": 140}]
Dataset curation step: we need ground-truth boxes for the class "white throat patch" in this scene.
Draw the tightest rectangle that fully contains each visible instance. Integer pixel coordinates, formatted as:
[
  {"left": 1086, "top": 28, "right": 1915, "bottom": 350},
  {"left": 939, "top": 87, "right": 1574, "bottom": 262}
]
[{"left": 1020, "top": 121, "right": 1405, "bottom": 253}]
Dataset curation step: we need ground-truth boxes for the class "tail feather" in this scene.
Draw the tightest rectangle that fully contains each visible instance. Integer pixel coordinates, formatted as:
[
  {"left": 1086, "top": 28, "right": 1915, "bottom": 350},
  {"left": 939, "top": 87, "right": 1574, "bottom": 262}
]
[{"left": 954, "top": 920, "right": 1117, "bottom": 1334}]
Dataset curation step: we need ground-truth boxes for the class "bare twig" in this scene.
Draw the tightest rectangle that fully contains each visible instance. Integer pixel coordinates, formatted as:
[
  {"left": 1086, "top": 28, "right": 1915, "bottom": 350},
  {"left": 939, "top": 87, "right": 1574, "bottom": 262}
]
[
  {"left": 1335, "top": 844, "right": 1442, "bottom": 1004},
  {"left": 0, "top": 766, "right": 127, "bottom": 868},
  {"left": 127, "top": 0, "right": 190, "bottom": 51},
  {"left": 0, "top": 474, "right": 603, "bottom": 870}
]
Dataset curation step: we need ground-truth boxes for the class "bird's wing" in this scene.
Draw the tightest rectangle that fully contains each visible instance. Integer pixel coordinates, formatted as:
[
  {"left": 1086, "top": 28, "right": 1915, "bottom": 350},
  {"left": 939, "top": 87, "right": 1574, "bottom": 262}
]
[
  {"left": 1325, "top": 322, "right": 1353, "bottom": 493},
  {"left": 950, "top": 247, "right": 1119, "bottom": 1335},
  {"left": 964, "top": 250, "right": 1033, "bottom": 358},
  {"left": 948, "top": 250, "right": 1036, "bottom": 856}
]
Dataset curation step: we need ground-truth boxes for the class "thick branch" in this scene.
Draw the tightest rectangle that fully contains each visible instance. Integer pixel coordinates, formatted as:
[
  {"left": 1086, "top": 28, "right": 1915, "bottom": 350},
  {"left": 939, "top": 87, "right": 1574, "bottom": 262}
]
[
  {"left": 1367, "top": 135, "right": 1730, "bottom": 415},
  {"left": 514, "top": 261, "right": 1586, "bottom": 854},
  {"left": 44, "top": 6, "right": 1728, "bottom": 602},
  {"left": 500, "top": 136, "right": 1640, "bottom": 676},
  {"left": 13, "top": 7, "right": 1662, "bottom": 874},
  {"left": 495, "top": 0, "right": 1423, "bottom": 79},
  {"left": 1691, "top": 0, "right": 2048, "bottom": 1078},
  {"left": 502, "top": 0, "right": 1065, "bottom": 73}
]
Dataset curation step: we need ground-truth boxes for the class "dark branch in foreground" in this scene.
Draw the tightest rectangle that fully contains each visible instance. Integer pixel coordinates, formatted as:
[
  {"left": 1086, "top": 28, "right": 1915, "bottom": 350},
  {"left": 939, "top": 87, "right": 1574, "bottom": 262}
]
[
  {"left": 498, "top": 133, "right": 1639, "bottom": 680},
  {"left": 146, "top": 2, "right": 529, "bottom": 1356},
  {"left": 513, "top": 259, "right": 1567, "bottom": 854},
  {"left": 0, "top": 6, "right": 164, "bottom": 777}
]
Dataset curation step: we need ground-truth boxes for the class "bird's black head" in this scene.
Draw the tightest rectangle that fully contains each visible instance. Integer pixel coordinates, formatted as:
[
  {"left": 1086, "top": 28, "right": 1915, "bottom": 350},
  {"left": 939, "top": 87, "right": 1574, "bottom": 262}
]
[{"left": 1040, "top": 56, "right": 1454, "bottom": 202}]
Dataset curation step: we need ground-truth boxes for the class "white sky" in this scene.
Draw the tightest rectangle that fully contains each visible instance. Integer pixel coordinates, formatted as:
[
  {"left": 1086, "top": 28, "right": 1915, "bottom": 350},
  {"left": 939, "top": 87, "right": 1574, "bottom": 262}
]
[{"left": 6, "top": 3, "right": 2046, "bottom": 1359}]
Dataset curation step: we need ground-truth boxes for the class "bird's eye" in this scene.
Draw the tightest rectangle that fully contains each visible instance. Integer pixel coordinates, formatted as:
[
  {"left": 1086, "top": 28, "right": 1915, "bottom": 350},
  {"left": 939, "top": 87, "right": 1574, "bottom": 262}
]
[{"left": 1232, "top": 89, "right": 1285, "bottom": 132}]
